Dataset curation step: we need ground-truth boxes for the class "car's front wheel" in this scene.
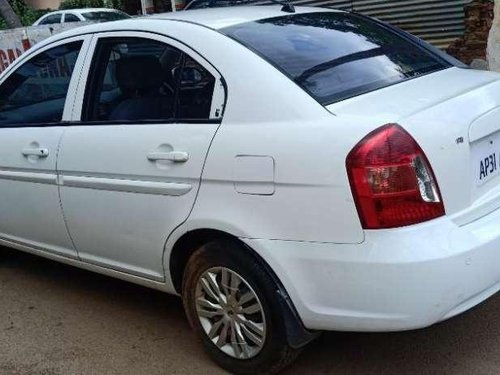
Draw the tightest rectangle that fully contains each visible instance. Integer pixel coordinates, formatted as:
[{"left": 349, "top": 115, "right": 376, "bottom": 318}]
[{"left": 182, "top": 240, "right": 301, "bottom": 374}]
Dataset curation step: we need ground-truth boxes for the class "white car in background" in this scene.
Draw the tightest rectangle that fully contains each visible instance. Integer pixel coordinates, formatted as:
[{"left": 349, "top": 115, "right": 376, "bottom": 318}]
[
  {"left": 33, "top": 8, "right": 130, "bottom": 26},
  {"left": 2, "top": 5, "right": 500, "bottom": 374}
]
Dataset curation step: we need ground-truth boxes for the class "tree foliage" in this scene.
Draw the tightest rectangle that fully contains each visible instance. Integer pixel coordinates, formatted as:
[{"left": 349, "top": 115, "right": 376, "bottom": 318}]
[
  {"left": 0, "top": 0, "right": 128, "bottom": 30},
  {"left": 0, "top": 0, "right": 49, "bottom": 29}
]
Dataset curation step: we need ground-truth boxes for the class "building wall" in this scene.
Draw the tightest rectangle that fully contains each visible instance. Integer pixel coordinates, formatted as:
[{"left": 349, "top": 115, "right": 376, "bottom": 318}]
[
  {"left": 447, "top": 0, "right": 494, "bottom": 65},
  {"left": 488, "top": 0, "right": 500, "bottom": 70}
]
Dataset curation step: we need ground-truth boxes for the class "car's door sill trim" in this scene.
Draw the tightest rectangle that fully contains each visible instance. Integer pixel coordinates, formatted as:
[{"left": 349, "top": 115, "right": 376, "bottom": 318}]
[{"left": 0, "top": 236, "right": 171, "bottom": 293}]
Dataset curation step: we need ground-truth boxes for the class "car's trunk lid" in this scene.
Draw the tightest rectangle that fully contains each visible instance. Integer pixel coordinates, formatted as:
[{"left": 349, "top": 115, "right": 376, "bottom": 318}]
[{"left": 327, "top": 67, "right": 500, "bottom": 225}]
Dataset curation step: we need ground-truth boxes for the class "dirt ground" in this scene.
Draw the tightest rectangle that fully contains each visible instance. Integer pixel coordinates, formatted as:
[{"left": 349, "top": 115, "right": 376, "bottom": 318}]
[{"left": 1, "top": 247, "right": 500, "bottom": 375}]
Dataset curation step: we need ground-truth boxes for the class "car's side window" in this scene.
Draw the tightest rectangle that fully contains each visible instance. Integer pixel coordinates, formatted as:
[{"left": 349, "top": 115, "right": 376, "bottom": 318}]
[
  {"left": 39, "top": 14, "right": 62, "bottom": 25},
  {"left": 0, "top": 41, "right": 83, "bottom": 127},
  {"left": 64, "top": 14, "right": 81, "bottom": 23},
  {"left": 83, "top": 37, "right": 216, "bottom": 122},
  {"left": 84, "top": 38, "right": 181, "bottom": 122}
]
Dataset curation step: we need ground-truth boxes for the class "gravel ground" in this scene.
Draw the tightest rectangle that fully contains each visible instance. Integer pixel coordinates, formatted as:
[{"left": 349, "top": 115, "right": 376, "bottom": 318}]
[{"left": 1, "top": 246, "right": 500, "bottom": 375}]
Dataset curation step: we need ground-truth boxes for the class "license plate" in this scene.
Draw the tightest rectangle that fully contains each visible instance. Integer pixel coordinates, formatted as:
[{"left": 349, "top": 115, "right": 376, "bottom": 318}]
[{"left": 473, "top": 137, "right": 500, "bottom": 186}]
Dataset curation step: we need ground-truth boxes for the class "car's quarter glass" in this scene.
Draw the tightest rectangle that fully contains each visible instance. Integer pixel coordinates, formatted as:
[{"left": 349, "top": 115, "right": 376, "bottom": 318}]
[
  {"left": 0, "top": 37, "right": 87, "bottom": 258},
  {"left": 177, "top": 54, "right": 216, "bottom": 119},
  {"left": 57, "top": 32, "right": 225, "bottom": 280},
  {"left": 222, "top": 12, "right": 450, "bottom": 105}
]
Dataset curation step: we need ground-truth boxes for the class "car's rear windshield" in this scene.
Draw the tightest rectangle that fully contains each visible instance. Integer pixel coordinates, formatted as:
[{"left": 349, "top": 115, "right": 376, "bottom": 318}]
[
  {"left": 222, "top": 12, "right": 450, "bottom": 105},
  {"left": 82, "top": 11, "right": 130, "bottom": 22}
]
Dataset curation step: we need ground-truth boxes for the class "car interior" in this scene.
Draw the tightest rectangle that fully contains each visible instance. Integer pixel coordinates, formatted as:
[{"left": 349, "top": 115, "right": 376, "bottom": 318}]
[{"left": 87, "top": 39, "right": 215, "bottom": 122}]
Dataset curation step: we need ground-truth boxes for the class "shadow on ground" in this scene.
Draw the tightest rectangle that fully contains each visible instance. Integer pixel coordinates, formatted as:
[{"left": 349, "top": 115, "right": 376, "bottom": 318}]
[{"left": 1, "top": 247, "right": 499, "bottom": 375}]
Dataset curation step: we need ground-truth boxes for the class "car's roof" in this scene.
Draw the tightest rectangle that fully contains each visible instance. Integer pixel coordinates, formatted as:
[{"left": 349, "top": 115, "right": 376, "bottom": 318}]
[
  {"left": 151, "top": 6, "right": 341, "bottom": 29},
  {"left": 40, "top": 8, "right": 122, "bottom": 16},
  {"left": 68, "top": 8, "right": 123, "bottom": 13}
]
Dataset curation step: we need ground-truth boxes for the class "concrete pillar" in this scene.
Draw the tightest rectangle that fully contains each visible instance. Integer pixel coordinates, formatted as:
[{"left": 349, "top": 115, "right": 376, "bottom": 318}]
[{"left": 488, "top": 0, "right": 500, "bottom": 71}]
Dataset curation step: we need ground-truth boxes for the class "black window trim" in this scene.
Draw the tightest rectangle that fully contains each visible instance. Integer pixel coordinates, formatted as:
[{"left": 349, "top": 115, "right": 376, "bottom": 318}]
[
  {"left": 0, "top": 118, "right": 222, "bottom": 129},
  {"left": 172, "top": 53, "right": 186, "bottom": 119},
  {"left": 220, "top": 10, "right": 460, "bottom": 107}
]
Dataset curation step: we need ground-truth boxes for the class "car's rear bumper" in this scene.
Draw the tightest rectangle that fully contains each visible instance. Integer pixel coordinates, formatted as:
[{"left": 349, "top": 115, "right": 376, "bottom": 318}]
[{"left": 243, "top": 207, "right": 500, "bottom": 332}]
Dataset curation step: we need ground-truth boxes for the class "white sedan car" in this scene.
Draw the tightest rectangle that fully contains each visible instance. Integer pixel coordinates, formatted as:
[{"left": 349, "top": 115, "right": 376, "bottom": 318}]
[
  {"left": 1, "top": 5, "right": 500, "bottom": 374},
  {"left": 33, "top": 8, "right": 130, "bottom": 25}
]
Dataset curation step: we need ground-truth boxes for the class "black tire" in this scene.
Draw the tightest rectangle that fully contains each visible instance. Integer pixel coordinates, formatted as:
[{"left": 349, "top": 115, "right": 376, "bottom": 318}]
[{"left": 182, "top": 240, "right": 301, "bottom": 374}]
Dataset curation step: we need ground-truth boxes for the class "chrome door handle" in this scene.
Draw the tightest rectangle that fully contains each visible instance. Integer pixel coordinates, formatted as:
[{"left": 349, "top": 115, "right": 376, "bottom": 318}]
[
  {"left": 22, "top": 147, "right": 49, "bottom": 158},
  {"left": 147, "top": 151, "right": 189, "bottom": 163}
]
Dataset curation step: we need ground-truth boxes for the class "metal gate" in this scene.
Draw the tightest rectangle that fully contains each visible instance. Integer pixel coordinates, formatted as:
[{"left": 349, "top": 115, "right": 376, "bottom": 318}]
[
  {"left": 255, "top": 0, "right": 472, "bottom": 48},
  {"left": 350, "top": 0, "right": 471, "bottom": 48}
]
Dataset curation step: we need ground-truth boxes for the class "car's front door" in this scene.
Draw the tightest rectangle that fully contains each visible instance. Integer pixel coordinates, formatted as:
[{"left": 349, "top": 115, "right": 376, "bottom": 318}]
[
  {"left": 0, "top": 36, "right": 90, "bottom": 258},
  {"left": 58, "top": 32, "right": 225, "bottom": 280}
]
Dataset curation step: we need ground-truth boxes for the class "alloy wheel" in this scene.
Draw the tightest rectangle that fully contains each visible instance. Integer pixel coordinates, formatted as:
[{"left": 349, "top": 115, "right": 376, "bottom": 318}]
[{"left": 195, "top": 267, "right": 267, "bottom": 359}]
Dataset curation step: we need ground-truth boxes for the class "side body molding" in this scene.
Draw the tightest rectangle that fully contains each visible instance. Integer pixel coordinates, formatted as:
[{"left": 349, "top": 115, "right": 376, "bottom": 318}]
[{"left": 60, "top": 175, "right": 193, "bottom": 196}]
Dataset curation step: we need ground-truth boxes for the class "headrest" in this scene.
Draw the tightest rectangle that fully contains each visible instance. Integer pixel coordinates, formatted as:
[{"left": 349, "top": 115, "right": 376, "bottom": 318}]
[{"left": 116, "top": 56, "right": 163, "bottom": 94}]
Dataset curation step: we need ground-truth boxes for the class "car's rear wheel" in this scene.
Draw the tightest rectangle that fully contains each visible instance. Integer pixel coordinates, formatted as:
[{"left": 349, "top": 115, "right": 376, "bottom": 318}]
[{"left": 182, "top": 240, "right": 301, "bottom": 374}]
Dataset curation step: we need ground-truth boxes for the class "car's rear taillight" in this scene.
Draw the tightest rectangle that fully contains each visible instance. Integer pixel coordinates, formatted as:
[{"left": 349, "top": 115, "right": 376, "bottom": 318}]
[{"left": 346, "top": 124, "right": 445, "bottom": 229}]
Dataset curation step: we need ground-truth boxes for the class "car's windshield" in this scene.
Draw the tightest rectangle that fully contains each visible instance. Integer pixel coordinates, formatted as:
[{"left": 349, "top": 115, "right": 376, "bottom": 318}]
[
  {"left": 222, "top": 12, "right": 450, "bottom": 105},
  {"left": 82, "top": 11, "right": 130, "bottom": 22}
]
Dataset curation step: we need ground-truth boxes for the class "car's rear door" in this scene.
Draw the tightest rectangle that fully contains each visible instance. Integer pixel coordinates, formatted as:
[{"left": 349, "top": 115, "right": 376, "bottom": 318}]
[
  {"left": 0, "top": 35, "right": 91, "bottom": 258},
  {"left": 58, "top": 32, "right": 225, "bottom": 280}
]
